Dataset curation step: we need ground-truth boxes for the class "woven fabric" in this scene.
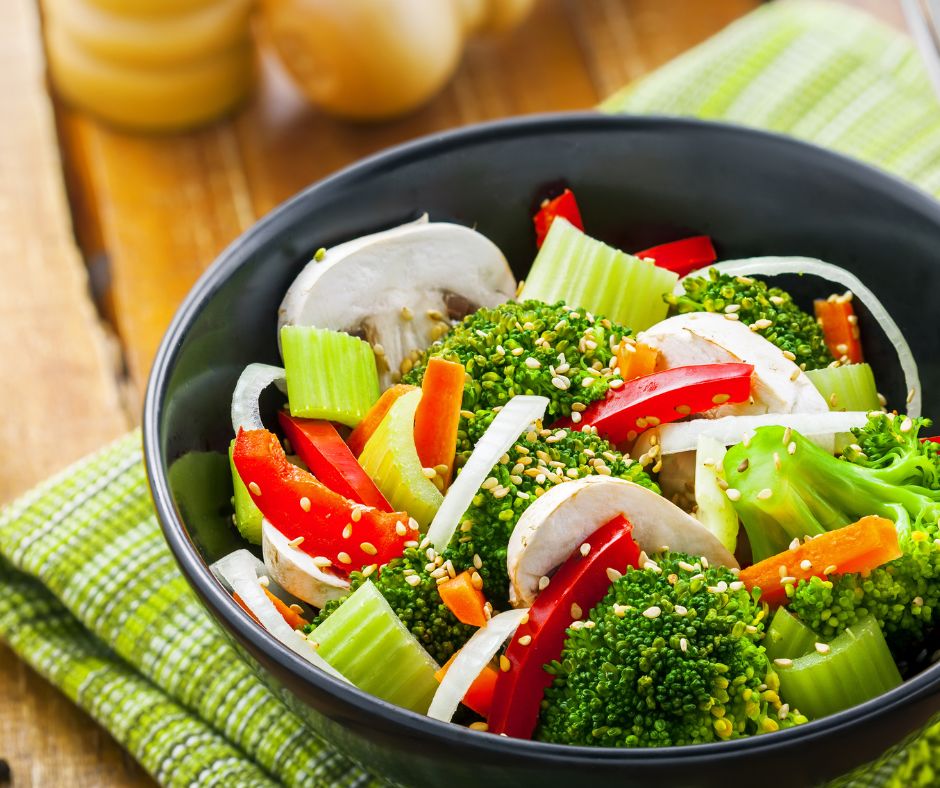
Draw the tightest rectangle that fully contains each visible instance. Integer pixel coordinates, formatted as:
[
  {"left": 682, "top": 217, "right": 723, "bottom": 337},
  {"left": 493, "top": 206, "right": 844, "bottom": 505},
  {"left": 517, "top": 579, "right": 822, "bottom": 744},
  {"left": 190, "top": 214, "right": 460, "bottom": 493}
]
[{"left": 3, "top": 2, "right": 940, "bottom": 785}]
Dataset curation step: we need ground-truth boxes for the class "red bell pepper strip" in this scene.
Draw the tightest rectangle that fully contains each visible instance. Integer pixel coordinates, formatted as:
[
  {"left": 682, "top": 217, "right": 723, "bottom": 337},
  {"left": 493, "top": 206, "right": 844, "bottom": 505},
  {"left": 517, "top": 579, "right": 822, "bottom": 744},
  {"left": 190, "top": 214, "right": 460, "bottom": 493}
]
[
  {"left": 553, "top": 363, "right": 754, "bottom": 445},
  {"left": 533, "top": 189, "right": 583, "bottom": 247},
  {"left": 487, "top": 515, "right": 641, "bottom": 739},
  {"left": 233, "top": 428, "right": 413, "bottom": 572},
  {"left": 634, "top": 235, "right": 717, "bottom": 278},
  {"left": 278, "top": 413, "right": 392, "bottom": 512}
]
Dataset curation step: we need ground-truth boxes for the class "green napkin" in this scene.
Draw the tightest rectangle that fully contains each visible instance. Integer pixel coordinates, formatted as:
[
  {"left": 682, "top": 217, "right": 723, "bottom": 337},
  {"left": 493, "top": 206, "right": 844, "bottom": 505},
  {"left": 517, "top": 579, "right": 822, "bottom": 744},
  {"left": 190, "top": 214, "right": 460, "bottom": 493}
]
[{"left": 2, "top": 2, "right": 939, "bottom": 786}]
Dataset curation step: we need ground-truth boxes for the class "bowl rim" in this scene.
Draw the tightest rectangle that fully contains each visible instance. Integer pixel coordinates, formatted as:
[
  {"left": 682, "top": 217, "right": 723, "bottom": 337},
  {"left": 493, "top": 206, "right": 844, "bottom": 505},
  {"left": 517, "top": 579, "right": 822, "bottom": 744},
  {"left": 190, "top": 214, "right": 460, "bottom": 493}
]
[{"left": 144, "top": 110, "right": 940, "bottom": 767}]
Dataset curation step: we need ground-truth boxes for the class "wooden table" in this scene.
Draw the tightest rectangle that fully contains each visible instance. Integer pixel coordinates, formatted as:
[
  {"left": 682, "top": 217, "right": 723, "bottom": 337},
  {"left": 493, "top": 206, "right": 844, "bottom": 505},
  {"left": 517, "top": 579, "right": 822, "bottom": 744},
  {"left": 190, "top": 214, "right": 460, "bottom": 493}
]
[{"left": 0, "top": 0, "right": 904, "bottom": 784}]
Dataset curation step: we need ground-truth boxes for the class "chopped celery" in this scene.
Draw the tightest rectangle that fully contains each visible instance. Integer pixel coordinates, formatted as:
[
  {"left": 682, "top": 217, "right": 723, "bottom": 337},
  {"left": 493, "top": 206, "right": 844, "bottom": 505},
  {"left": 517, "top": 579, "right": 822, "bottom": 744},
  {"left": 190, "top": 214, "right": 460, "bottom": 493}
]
[
  {"left": 764, "top": 607, "right": 817, "bottom": 664},
  {"left": 307, "top": 580, "right": 439, "bottom": 713},
  {"left": 694, "top": 434, "right": 738, "bottom": 553},
  {"left": 229, "top": 440, "right": 263, "bottom": 544},
  {"left": 280, "top": 326, "right": 380, "bottom": 427},
  {"left": 775, "top": 615, "right": 902, "bottom": 719},
  {"left": 805, "top": 363, "right": 880, "bottom": 413},
  {"left": 358, "top": 388, "right": 443, "bottom": 529},
  {"left": 520, "top": 218, "right": 677, "bottom": 331}
]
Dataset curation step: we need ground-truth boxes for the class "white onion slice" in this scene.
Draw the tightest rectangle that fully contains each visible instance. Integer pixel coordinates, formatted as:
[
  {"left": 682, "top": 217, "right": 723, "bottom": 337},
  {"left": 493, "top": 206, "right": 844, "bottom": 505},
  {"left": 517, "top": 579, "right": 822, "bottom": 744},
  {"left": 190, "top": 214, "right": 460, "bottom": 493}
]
[
  {"left": 427, "top": 608, "right": 529, "bottom": 722},
  {"left": 676, "top": 257, "right": 921, "bottom": 418},
  {"left": 231, "top": 363, "right": 288, "bottom": 433},
  {"left": 211, "top": 549, "right": 347, "bottom": 682},
  {"left": 427, "top": 395, "right": 549, "bottom": 551},
  {"left": 262, "top": 519, "right": 350, "bottom": 607}
]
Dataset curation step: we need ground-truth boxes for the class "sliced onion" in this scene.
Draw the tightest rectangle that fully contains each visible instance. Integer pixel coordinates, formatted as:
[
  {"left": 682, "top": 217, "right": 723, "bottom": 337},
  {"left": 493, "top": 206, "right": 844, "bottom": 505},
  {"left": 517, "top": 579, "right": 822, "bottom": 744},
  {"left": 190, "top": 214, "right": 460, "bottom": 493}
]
[
  {"left": 676, "top": 257, "right": 921, "bottom": 418},
  {"left": 211, "top": 549, "right": 347, "bottom": 682},
  {"left": 427, "top": 395, "right": 549, "bottom": 551},
  {"left": 231, "top": 363, "right": 288, "bottom": 433},
  {"left": 427, "top": 608, "right": 529, "bottom": 722}
]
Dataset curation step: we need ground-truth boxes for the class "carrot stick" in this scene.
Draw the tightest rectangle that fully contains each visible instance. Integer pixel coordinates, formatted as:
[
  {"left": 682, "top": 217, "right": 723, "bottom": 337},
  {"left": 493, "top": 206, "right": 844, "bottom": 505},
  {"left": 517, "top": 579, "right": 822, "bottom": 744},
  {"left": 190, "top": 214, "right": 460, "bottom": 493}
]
[
  {"left": 438, "top": 570, "right": 488, "bottom": 627},
  {"left": 413, "top": 357, "right": 465, "bottom": 490},
  {"left": 814, "top": 294, "right": 863, "bottom": 364},
  {"left": 616, "top": 340, "right": 660, "bottom": 381},
  {"left": 346, "top": 384, "right": 416, "bottom": 457},
  {"left": 740, "top": 515, "right": 901, "bottom": 606},
  {"left": 233, "top": 588, "right": 309, "bottom": 630},
  {"left": 434, "top": 652, "right": 499, "bottom": 718}
]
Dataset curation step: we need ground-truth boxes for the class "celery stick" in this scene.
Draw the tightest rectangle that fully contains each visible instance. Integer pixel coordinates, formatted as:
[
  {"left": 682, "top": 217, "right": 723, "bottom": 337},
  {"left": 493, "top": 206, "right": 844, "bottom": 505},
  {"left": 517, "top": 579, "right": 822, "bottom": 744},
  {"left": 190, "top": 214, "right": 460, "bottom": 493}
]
[
  {"left": 694, "top": 435, "right": 738, "bottom": 553},
  {"left": 775, "top": 616, "right": 901, "bottom": 719},
  {"left": 805, "top": 363, "right": 880, "bottom": 413},
  {"left": 358, "top": 389, "right": 443, "bottom": 529},
  {"left": 229, "top": 440, "right": 263, "bottom": 544},
  {"left": 520, "top": 218, "right": 678, "bottom": 331},
  {"left": 280, "top": 326, "right": 380, "bottom": 427},
  {"left": 308, "top": 580, "right": 439, "bottom": 713},
  {"left": 764, "top": 607, "right": 817, "bottom": 664}
]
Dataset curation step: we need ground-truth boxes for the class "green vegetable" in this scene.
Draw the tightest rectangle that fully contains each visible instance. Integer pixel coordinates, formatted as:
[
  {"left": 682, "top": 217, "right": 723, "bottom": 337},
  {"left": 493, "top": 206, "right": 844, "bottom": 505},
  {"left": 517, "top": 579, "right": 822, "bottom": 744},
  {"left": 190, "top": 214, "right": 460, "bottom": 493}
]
[
  {"left": 805, "top": 363, "right": 880, "bottom": 412},
  {"left": 280, "top": 325, "right": 380, "bottom": 427},
  {"left": 535, "top": 552, "right": 807, "bottom": 747},
  {"left": 306, "top": 580, "right": 440, "bottom": 713},
  {"left": 229, "top": 440, "right": 263, "bottom": 544},
  {"left": 775, "top": 616, "right": 901, "bottom": 719},
  {"left": 764, "top": 607, "right": 817, "bottom": 664},
  {"left": 666, "top": 268, "right": 833, "bottom": 370},
  {"left": 694, "top": 434, "right": 738, "bottom": 553},
  {"left": 520, "top": 219, "right": 678, "bottom": 331}
]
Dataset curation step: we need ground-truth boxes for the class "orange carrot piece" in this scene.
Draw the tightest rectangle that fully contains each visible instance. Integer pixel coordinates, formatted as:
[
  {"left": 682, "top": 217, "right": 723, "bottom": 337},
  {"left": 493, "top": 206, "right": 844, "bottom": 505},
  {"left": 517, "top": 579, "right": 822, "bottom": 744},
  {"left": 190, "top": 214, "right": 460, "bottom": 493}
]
[
  {"left": 346, "top": 384, "right": 416, "bottom": 457},
  {"left": 740, "top": 515, "right": 901, "bottom": 606},
  {"left": 233, "top": 588, "right": 309, "bottom": 630},
  {"left": 814, "top": 295, "right": 863, "bottom": 364},
  {"left": 616, "top": 340, "right": 660, "bottom": 381},
  {"left": 413, "top": 357, "right": 466, "bottom": 489},
  {"left": 434, "top": 652, "right": 499, "bottom": 718},
  {"left": 438, "top": 570, "right": 488, "bottom": 627}
]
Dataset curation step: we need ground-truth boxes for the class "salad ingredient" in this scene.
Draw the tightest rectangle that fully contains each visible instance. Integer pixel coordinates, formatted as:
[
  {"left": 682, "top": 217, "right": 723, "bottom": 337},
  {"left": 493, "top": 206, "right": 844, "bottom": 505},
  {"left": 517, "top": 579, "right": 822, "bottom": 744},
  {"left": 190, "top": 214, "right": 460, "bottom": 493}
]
[
  {"left": 738, "top": 515, "right": 901, "bottom": 606},
  {"left": 313, "top": 546, "right": 476, "bottom": 665},
  {"left": 413, "top": 357, "right": 466, "bottom": 490},
  {"left": 428, "top": 608, "right": 529, "bottom": 722},
  {"left": 229, "top": 440, "right": 263, "bottom": 544},
  {"left": 347, "top": 383, "right": 417, "bottom": 457},
  {"left": 668, "top": 268, "right": 833, "bottom": 370},
  {"left": 814, "top": 294, "right": 863, "bottom": 364},
  {"left": 764, "top": 607, "right": 818, "bottom": 663},
  {"left": 615, "top": 338, "right": 659, "bottom": 381},
  {"left": 358, "top": 389, "right": 443, "bottom": 529},
  {"left": 231, "top": 362, "right": 287, "bottom": 433},
  {"left": 775, "top": 616, "right": 902, "bottom": 719},
  {"left": 638, "top": 313, "right": 828, "bottom": 416},
  {"left": 437, "top": 571, "right": 488, "bottom": 627},
  {"left": 521, "top": 219, "right": 678, "bottom": 332},
  {"left": 552, "top": 362, "right": 754, "bottom": 445},
  {"left": 233, "top": 428, "right": 412, "bottom": 570},
  {"left": 537, "top": 552, "right": 807, "bottom": 746},
  {"left": 533, "top": 189, "right": 583, "bottom": 248},
  {"left": 308, "top": 580, "right": 440, "bottom": 712},
  {"left": 489, "top": 515, "right": 641, "bottom": 739},
  {"left": 805, "top": 363, "right": 880, "bottom": 413},
  {"left": 405, "top": 300, "right": 624, "bottom": 422},
  {"left": 426, "top": 395, "right": 549, "bottom": 552},
  {"left": 693, "top": 435, "right": 738, "bottom": 553},
  {"left": 635, "top": 235, "right": 717, "bottom": 278},
  {"left": 280, "top": 326, "right": 380, "bottom": 427},
  {"left": 507, "top": 476, "right": 737, "bottom": 607},
  {"left": 261, "top": 519, "right": 350, "bottom": 607},
  {"left": 433, "top": 653, "right": 498, "bottom": 717},
  {"left": 278, "top": 413, "right": 391, "bottom": 511},
  {"left": 278, "top": 219, "right": 515, "bottom": 388},
  {"left": 723, "top": 415, "right": 940, "bottom": 561}
]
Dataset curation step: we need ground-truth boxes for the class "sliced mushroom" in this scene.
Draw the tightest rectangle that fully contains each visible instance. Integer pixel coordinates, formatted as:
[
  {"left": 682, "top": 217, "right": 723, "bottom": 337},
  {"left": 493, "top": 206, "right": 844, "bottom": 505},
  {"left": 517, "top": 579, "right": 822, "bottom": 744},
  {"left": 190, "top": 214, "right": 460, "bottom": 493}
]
[
  {"left": 278, "top": 218, "right": 516, "bottom": 388},
  {"left": 262, "top": 519, "right": 350, "bottom": 607},
  {"left": 506, "top": 476, "right": 738, "bottom": 607}
]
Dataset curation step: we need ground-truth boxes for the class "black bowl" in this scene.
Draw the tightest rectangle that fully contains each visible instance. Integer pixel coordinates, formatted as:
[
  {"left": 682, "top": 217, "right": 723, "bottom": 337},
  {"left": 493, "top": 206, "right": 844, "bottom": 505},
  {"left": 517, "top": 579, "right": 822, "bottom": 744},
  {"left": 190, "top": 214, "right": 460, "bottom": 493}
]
[{"left": 144, "top": 113, "right": 940, "bottom": 787}]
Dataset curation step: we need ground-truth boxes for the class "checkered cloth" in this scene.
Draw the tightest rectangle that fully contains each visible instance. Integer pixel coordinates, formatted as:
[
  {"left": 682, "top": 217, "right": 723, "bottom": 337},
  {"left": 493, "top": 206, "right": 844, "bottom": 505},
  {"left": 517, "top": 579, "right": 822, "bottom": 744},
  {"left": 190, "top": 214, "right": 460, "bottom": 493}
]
[{"left": 2, "top": 2, "right": 938, "bottom": 785}]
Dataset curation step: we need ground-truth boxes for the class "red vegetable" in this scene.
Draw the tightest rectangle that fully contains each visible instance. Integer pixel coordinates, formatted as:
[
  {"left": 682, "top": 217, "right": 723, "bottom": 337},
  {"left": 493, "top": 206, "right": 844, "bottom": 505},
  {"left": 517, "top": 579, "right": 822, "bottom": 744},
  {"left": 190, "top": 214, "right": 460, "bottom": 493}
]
[
  {"left": 434, "top": 653, "right": 499, "bottom": 718},
  {"left": 278, "top": 413, "right": 392, "bottom": 511},
  {"left": 438, "top": 570, "right": 488, "bottom": 627},
  {"left": 487, "top": 514, "right": 641, "bottom": 739},
  {"left": 814, "top": 295, "right": 863, "bottom": 364},
  {"left": 232, "top": 428, "right": 412, "bottom": 571},
  {"left": 634, "top": 235, "right": 716, "bottom": 278},
  {"left": 413, "top": 357, "right": 465, "bottom": 490},
  {"left": 533, "top": 189, "right": 583, "bottom": 247},
  {"left": 553, "top": 363, "right": 754, "bottom": 445}
]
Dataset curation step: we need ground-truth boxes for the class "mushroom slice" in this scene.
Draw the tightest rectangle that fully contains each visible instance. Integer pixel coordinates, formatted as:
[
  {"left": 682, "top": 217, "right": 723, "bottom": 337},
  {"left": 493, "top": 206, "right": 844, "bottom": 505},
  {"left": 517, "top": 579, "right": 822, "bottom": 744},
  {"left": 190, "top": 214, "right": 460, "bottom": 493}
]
[
  {"left": 262, "top": 519, "right": 350, "bottom": 607},
  {"left": 638, "top": 312, "right": 827, "bottom": 416},
  {"left": 506, "top": 476, "right": 737, "bottom": 607},
  {"left": 278, "top": 218, "right": 516, "bottom": 388}
]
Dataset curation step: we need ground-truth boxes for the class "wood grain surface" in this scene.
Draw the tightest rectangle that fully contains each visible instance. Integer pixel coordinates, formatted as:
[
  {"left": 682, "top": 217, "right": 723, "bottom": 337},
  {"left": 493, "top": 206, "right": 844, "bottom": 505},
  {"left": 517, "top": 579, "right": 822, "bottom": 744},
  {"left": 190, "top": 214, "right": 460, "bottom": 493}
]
[{"left": 1, "top": 0, "right": 902, "bottom": 785}]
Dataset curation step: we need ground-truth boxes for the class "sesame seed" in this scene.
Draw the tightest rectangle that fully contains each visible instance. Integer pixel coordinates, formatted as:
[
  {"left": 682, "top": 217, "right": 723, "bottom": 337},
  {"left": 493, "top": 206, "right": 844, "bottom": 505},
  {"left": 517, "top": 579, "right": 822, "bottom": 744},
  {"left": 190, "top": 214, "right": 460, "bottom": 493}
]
[
  {"left": 901, "top": 417, "right": 913, "bottom": 433},
  {"left": 538, "top": 576, "right": 551, "bottom": 591},
  {"left": 800, "top": 559, "right": 812, "bottom": 571},
  {"left": 258, "top": 575, "right": 270, "bottom": 587},
  {"left": 780, "top": 576, "right": 796, "bottom": 585},
  {"left": 752, "top": 318, "right": 773, "bottom": 330},
  {"left": 524, "top": 357, "right": 541, "bottom": 369},
  {"left": 778, "top": 704, "right": 790, "bottom": 720},
  {"left": 400, "top": 306, "right": 413, "bottom": 320},
  {"left": 726, "top": 488, "right": 742, "bottom": 502},
  {"left": 287, "top": 536, "right": 305, "bottom": 548},
  {"left": 517, "top": 634, "right": 532, "bottom": 646},
  {"left": 787, "top": 441, "right": 797, "bottom": 456},
  {"left": 312, "top": 556, "right": 332, "bottom": 567},
  {"left": 571, "top": 603, "right": 583, "bottom": 620},
  {"left": 914, "top": 596, "right": 924, "bottom": 607},
  {"left": 724, "top": 312, "right": 740, "bottom": 321},
  {"left": 342, "top": 524, "right": 353, "bottom": 539},
  {"left": 782, "top": 427, "right": 792, "bottom": 445},
  {"left": 289, "top": 603, "right": 304, "bottom": 614},
  {"left": 675, "top": 404, "right": 691, "bottom": 415},
  {"left": 395, "top": 522, "right": 407, "bottom": 536},
  {"left": 470, "top": 572, "right": 483, "bottom": 590},
  {"left": 737, "top": 458, "right": 749, "bottom": 473},
  {"left": 675, "top": 605, "right": 688, "bottom": 615},
  {"left": 782, "top": 350, "right": 796, "bottom": 361},
  {"left": 351, "top": 508, "right": 363, "bottom": 523},
  {"left": 908, "top": 388, "right": 916, "bottom": 404},
  {"left": 405, "top": 575, "right": 421, "bottom": 587},
  {"left": 757, "top": 488, "right": 773, "bottom": 500},
  {"left": 815, "top": 642, "right": 830, "bottom": 654},
  {"left": 337, "top": 552, "right": 352, "bottom": 565},
  {"left": 606, "top": 567, "right": 622, "bottom": 583},
  {"left": 729, "top": 580, "right": 746, "bottom": 592},
  {"left": 313, "top": 247, "right": 327, "bottom": 261},
  {"left": 580, "top": 543, "right": 591, "bottom": 557},
  {"left": 360, "top": 542, "right": 377, "bottom": 556},
  {"left": 511, "top": 347, "right": 524, "bottom": 356},
  {"left": 248, "top": 482, "right": 261, "bottom": 496},
  {"left": 824, "top": 564, "right": 838, "bottom": 575},
  {"left": 609, "top": 378, "right": 624, "bottom": 389},
  {"left": 679, "top": 638, "right": 688, "bottom": 653},
  {"left": 773, "top": 658, "right": 793, "bottom": 668},
  {"left": 422, "top": 466, "right": 437, "bottom": 479},
  {"left": 643, "top": 606, "right": 662, "bottom": 619},
  {"left": 499, "top": 655, "right": 511, "bottom": 672},
  {"left": 297, "top": 495, "right": 312, "bottom": 513},
  {"left": 790, "top": 368, "right": 802, "bottom": 382}
]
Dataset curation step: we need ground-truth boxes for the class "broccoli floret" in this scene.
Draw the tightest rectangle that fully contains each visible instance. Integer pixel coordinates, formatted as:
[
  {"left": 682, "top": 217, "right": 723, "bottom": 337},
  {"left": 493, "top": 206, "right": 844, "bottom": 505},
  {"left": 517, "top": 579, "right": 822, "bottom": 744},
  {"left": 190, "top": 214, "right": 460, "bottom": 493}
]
[
  {"left": 535, "top": 552, "right": 807, "bottom": 747},
  {"left": 403, "top": 300, "right": 628, "bottom": 421},
  {"left": 309, "top": 547, "right": 475, "bottom": 665},
  {"left": 443, "top": 411, "right": 659, "bottom": 608},
  {"left": 665, "top": 269, "right": 833, "bottom": 370}
]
